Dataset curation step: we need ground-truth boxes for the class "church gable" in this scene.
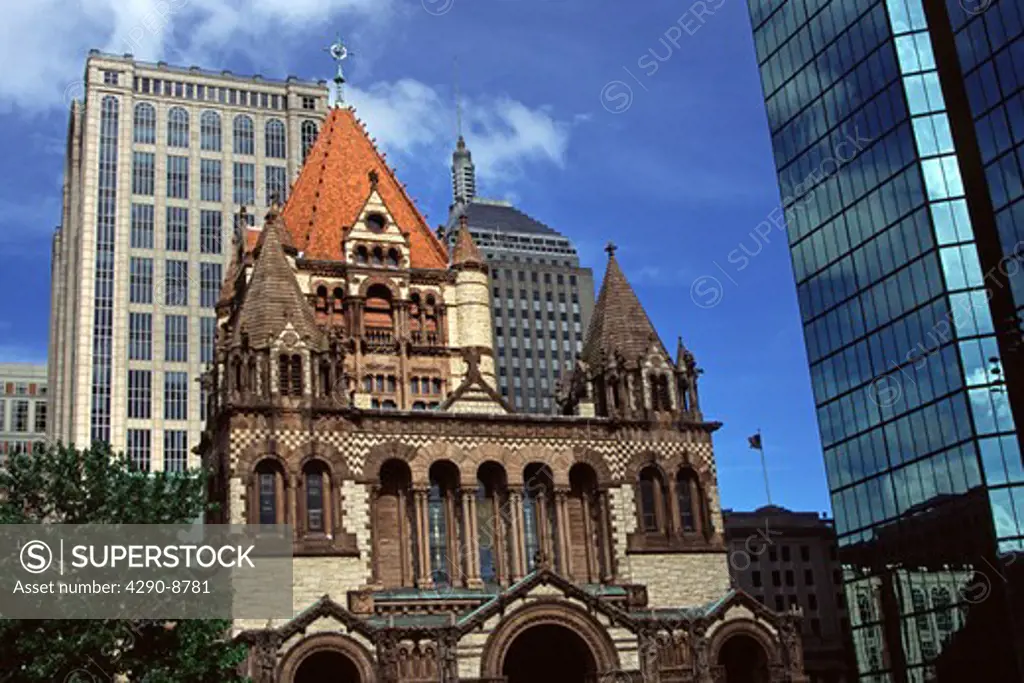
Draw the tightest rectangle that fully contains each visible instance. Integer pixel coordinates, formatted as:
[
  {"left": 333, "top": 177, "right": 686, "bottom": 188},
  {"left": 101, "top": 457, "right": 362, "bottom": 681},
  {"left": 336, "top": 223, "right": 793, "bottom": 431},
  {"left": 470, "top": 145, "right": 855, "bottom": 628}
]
[{"left": 342, "top": 182, "right": 412, "bottom": 271}]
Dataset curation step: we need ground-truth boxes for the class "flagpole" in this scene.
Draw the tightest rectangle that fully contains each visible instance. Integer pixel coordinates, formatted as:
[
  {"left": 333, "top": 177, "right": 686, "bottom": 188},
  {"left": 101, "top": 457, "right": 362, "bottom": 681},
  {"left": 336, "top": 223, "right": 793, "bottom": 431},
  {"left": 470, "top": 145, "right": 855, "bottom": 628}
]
[{"left": 757, "top": 428, "right": 773, "bottom": 506}]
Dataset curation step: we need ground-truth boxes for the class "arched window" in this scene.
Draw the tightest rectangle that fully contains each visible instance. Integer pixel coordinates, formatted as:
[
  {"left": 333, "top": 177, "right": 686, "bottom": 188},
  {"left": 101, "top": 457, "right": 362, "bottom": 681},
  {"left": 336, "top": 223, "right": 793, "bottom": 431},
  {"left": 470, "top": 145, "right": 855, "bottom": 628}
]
[
  {"left": 676, "top": 469, "right": 701, "bottom": 533},
  {"left": 232, "top": 356, "right": 244, "bottom": 394},
  {"left": 387, "top": 248, "right": 400, "bottom": 267},
  {"left": 363, "top": 375, "right": 373, "bottom": 393},
  {"left": 278, "top": 355, "right": 290, "bottom": 395},
  {"left": 319, "top": 360, "right": 332, "bottom": 397},
  {"left": 200, "top": 111, "right": 222, "bottom": 151},
  {"left": 364, "top": 284, "right": 394, "bottom": 335},
  {"left": 413, "top": 401, "right": 427, "bottom": 410},
  {"left": 428, "top": 461, "right": 460, "bottom": 586},
  {"left": 301, "top": 120, "right": 319, "bottom": 162},
  {"left": 247, "top": 357, "right": 259, "bottom": 395},
  {"left": 638, "top": 466, "right": 667, "bottom": 533},
  {"left": 376, "top": 459, "right": 417, "bottom": 587},
  {"left": 371, "top": 247, "right": 384, "bottom": 266},
  {"left": 265, "top": 119, "right": 286, "bottom": 158},
  {"left": 303, "top": 461, "right": 329, "bottom": 533},
  {"left": 432, "top": 378, "right": 442, "bottom": 395},
  {"left": 568, "top": 463, "right": 604, "bottom": 583},
  {"left": 133, "top": 102, "right": 156, "bottom": 144},
  {"left": 381, "top": 400, "right": 397, "bottom": 410},
  {"left": 290, "top": 354, "right": 303, "bottom": 396},
  {"left": 254, "top": 459, "right": 285, "bottom": 526},
  {"left": 522, "top": 463, "right": 557, "bottom": 571},
  {"left": 411, "top": 378, "right": 420, "bottom": 395},
  {"left": 315, "top": 285, "right": 329, "bottom": 313},
  {"left": 356, "top": 246, "right": 369, "bottom": 265},
  {"left": 332, "top": 287, "right": 345, "bottom": 314},
  {"left": 477, "top": 462, "right": 508, "bottom": 584},
  {"left": 233, "top": 114, "right": 254, "bottom": 155},
  {"left": 167, "top": 106, "right": 189, "bottom": 148}
]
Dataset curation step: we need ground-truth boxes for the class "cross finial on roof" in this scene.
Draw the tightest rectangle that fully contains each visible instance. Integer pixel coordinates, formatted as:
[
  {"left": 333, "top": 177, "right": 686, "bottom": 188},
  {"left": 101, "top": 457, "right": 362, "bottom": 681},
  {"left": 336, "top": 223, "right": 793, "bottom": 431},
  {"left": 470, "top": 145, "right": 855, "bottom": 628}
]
[
  {"left": 325, "top": 34, "right": 353, "bottom": 106},
  {"left": 605, "top": 241, "right": 617, "bottom": 257},
  {"left": 459, "top": 212, "right": 468, "bottom": 230},
  {"left": 368, "top": 169, "right": 379, "bottom": 188}
]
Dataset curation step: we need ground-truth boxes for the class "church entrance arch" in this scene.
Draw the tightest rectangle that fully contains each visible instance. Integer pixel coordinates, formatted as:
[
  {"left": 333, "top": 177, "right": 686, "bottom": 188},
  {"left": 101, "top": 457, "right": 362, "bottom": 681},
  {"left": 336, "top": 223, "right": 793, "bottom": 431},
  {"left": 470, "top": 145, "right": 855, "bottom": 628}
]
[
  {"left": 279, "top": 633, "right": 376, "bottom": 683},
  {"left": 480, "top": 600, "right": 620, "bottom": 683},
  {"left": 717, "top": 632, "right": 771, "bottom": 683}
]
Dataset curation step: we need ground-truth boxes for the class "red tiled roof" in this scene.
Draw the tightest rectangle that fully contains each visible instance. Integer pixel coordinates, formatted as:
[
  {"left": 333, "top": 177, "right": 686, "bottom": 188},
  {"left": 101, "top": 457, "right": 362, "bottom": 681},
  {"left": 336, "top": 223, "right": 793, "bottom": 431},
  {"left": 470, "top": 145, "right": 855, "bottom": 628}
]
[{"left": 280, "top": 107, "right": 449, "bottom": 269}]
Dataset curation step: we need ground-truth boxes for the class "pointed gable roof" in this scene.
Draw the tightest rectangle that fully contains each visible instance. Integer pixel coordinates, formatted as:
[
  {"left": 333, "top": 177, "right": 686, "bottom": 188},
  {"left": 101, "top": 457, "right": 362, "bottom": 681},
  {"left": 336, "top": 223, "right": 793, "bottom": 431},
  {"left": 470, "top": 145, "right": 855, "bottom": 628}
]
[
  {"left": 451, "top": 215, "right": 484, "bottom": 267},
  {"left": 281, "top": 107, "right": 449, "bottom": 268},
  {"left": 582, "top": 244, "right": 667, "bottom": 365},
  {"left": 234, "top": 214, "right": 323, "bottom": 349}
]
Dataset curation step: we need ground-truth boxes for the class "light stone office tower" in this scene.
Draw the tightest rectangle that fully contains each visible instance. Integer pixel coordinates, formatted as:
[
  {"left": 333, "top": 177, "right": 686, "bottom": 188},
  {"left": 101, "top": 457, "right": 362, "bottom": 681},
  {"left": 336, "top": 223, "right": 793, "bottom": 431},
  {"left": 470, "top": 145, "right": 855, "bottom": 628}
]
[{"left": 48, "top": 51, "right": 328, "bottom": 470}]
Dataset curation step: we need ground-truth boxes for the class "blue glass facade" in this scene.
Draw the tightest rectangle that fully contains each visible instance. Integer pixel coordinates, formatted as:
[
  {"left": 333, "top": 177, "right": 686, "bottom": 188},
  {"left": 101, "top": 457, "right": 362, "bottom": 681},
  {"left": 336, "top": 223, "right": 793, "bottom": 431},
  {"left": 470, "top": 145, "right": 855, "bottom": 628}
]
[{"left": 748, "top": 0, "right": 1024, "bottom": 680}]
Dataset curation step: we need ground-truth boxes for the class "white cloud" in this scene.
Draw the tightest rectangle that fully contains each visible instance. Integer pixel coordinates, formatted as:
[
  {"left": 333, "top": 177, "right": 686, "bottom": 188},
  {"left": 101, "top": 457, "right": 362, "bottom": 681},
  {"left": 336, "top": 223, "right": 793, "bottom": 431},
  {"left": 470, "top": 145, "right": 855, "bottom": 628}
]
[
  {"left": 348, "top": 81, "right": 572, "bottom": 193},
  {"left": 0, "top": 0, "right": 390, "bottom": 112}
]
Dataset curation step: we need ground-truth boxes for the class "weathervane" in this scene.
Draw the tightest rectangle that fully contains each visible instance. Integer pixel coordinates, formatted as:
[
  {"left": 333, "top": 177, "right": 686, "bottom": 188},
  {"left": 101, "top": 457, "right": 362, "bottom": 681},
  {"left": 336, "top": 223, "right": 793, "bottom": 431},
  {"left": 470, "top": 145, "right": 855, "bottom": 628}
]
[{"left": 325, "top": 34, "right": 353, "bottom": 106}]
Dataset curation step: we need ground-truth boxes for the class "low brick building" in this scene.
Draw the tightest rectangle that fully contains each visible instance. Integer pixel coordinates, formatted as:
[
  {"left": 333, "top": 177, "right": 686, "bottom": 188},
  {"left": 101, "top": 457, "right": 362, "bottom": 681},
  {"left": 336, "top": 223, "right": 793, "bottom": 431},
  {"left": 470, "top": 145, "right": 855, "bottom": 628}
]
[{"left": 199, "top": 103, "right": 808, "bottom": 683}]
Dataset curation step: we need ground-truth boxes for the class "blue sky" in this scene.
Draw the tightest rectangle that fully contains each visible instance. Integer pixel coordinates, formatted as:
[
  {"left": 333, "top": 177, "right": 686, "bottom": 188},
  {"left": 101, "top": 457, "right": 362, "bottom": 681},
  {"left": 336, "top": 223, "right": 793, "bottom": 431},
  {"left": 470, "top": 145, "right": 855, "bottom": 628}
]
[{"left": 0, "top": 0, "right": 833, "bottom": 516}]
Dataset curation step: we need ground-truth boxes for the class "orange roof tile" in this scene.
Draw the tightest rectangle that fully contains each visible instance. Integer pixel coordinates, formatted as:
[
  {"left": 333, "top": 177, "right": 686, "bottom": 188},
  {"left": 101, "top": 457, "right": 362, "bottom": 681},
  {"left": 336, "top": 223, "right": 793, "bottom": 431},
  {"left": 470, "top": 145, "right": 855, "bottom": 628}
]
[{"left": 280, "top": 107, "right": 449, "bottom": 269}]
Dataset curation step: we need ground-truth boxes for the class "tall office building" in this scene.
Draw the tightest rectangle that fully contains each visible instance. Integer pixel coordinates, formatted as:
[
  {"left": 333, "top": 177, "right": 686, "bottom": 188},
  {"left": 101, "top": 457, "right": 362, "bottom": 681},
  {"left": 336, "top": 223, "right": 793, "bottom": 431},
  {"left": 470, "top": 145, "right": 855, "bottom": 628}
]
[
  {"left": 0, "top": 364, "right": 48, "bottom": 465},
  {"left": 48, "top": 51, "right": 328, "bottom": 469},
  {"left": 746, "top": 0, "right": 1024, "bottom": 680},
  {"left": 444, "top": 140, "right": 595, "bottom": 414},
  {"left": 724, "top": 506, "right": 853, "bottom": 683}
]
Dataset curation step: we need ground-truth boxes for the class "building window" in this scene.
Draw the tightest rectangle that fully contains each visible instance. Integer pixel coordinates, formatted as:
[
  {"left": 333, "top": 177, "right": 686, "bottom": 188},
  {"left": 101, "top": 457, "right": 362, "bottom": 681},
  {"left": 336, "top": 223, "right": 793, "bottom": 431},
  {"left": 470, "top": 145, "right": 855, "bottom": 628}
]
[
  {"left": 200, "top": 382, "right": 208, "bottom": 422},
  {"left": 130, "top": 203, "right": 154, "bottom": 249},
  {"left": 133, "top": 102, "right": 156, "bottom": 144},
  {"left": 752, "top": 571, "right": 762, "bottom": 588},
  {"left": 774, "top": 595, "right": 784, "bottom": 611},
  {"left": 199, "top": 111, "right": 222, "bottom": 151},
  {"left": 522, "top": 463, "right": 557, "bottom": 571},
  {"left": 33, "top": 403, "right": 46, "bottom": 434},
  {"left": 127, "top": 429, "right": 151, "bottom": 472},
  {"left": 265, "top": 119, "right": 287, "bottom": 158},
  {"left": 258, "top": 468, "right": 278, "bottom": 526},
  {"left": 200, "top": 262, "right": 222, "bottom": 308},
  {"left": 128, "top": 312, "right": 152, "bottom": 361},
  {"left": 13, "top": 400, "right": 29, "bottom": 432},
  {"left": 132, "top": 151, "right": 154, "bottom": 195},
  {"left": 165, "top": 315, "right": 188, "bottom": 362},
  {"left": 233, "top": 162, "right": 255, "bottom": 206},
  {"left": 200, "top": 159, "right": 222, "bottom": 202},
  {"left": 166, "top": 206, "right": 189, "bottom": 252},
  {"left": 164, "top": 371, "right": 189, "bottom": 420},
  {"left": 233, "top": 114, "right": 254, "bottom": 155},
  {"left": 301, "top": 96, "right": 316, "bottom": 110},
  {"left": 772, "top": 571, "right": 781, "bottom": 587},
  {"left": 129, "top": 257, "right": 153, "bottom": 304},
  {"left": 165, "top": 260, "right": 189, "bottom": 306},
  {"left": 428, "top": 461, "right": 460, "bottom": 586},
  {"left": 804, "top": 569, "right": 815, "bottom": 586},
  {"left": 278, "top": 355, "right": 303, "bottom": 396},
  {"left": 166, "top": 155, "right": 189, "bottom": 199},
  {"left": 676, "top": 470, "right": 702, "bottom": 533},
  {"left": 808, "top": 594, "right": 818, "bottom": 611},
  {"left": 103, "top": 70, "right": 119, "bottom": 85},
  {"left": 164, "top": 430, "right": 188, "bottom": 473},
  {"left": 127, "top": 370, "right": 151, "bottom": 419},
  {"left": 200, "top": 317, "right": 216, "bottom": 364},
  {"left": 800, "top": 545, "right": 810, "bottom": 562},
  {"left": 781, "top": 546, "right": 791, "bottom": 562},
  {"left": 200, "top": 210, "right": 222, "bottom": 254},
  {"left": 305, "top": 465, "right": 326, "bottom": 532},
  {"left": 167, "top": 106, "right": 189, "bottom": 148},
  {"left": 265, "top": 165, "right": 287, "bottom": 205},
  {"left": 785, "top": 570, "right": 795, "bottom": 587},
  {"left": 301, "top": 120, "right": 318, "bottom": 162}
]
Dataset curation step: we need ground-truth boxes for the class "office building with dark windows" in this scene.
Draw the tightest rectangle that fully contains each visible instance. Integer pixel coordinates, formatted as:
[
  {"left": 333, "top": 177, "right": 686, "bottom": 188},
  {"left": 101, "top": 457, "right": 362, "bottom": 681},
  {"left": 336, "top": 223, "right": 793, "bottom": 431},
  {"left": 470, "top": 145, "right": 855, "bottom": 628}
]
[
  {"left": 746, "top": 0, "right": 1024, "bottom": 680},
  {"left": 48, "top": 51, "right": 327, "bottom": 470},
  {"left": 724, "top": 506, "right": 853, "bottom": 683},
  {"left": 444, "top": 137, "right": 595, "bottom": 414}
]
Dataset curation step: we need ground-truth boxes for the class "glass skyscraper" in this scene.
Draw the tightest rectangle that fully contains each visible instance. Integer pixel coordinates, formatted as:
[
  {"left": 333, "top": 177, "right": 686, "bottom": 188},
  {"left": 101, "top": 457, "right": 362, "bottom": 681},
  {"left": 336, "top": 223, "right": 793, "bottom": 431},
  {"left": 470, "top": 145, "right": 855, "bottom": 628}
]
[{"left": 746, "top": 0, "right": 1024, "bottom": 680}]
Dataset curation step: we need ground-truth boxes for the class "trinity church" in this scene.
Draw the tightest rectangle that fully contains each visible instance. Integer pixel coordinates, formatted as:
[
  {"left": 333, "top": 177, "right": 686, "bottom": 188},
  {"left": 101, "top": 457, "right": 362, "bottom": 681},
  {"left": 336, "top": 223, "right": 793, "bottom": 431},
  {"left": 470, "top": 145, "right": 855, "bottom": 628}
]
[{"left": 199, "top": 95, "right": 809, "bottom": 683}]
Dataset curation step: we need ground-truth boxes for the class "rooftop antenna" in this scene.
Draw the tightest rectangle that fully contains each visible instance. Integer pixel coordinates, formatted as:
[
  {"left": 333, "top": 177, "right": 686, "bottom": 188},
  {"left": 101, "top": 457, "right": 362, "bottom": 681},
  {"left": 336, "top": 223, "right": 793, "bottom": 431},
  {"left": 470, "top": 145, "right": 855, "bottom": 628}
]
[
  {"left": 325, "top": 34, "right": 353, "bottom": 107},
  {"left": 454, "top": 55, "right": 464, "bottom": 141}
]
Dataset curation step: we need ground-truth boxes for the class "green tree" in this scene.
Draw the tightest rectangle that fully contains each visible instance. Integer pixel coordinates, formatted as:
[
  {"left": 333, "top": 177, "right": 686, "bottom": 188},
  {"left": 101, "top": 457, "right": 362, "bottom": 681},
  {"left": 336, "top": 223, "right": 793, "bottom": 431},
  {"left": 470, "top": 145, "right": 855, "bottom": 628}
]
[{"left": 0, "top": 442, "right": 250, "bottom": 682}]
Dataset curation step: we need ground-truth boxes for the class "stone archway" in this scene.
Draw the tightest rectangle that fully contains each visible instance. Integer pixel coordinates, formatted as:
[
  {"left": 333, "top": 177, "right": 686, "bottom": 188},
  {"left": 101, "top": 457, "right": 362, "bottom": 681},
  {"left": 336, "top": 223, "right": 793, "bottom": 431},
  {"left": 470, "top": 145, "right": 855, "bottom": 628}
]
[
  {"left": 278, "top": 633, "right": 377, "bottom": 683},
  {"left": 716, "top": 633, "right": 771, "bottom": 683},
  {"left": 480, "top": 600, "right": 620, "bottom": 683},
  {"left": 503, "top": 623, "right": 596, "bottom": 683}
]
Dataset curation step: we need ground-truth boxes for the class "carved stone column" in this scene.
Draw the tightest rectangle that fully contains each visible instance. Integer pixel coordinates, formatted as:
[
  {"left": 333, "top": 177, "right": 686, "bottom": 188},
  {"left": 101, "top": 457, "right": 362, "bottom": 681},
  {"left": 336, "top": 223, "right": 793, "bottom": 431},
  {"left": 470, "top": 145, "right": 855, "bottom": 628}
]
[
  {"left": 597, "top": 490, "right": 615, "bottom": 582},
  {"left": 375, "top": 633, "right": 401, "bottom": 683},
  {"left": 414, "top": 488, "right": 433, "bottom": 588},
  {"left": 249, "top": 631, "right": 281, "bottom": 683},
  {"left": 461, "top": 490, "right": 482, "bottom": 587},
  {"left": 666, "top": 475, "right": 680, "bottom": 537},
  {"left": 438, "top": 630, "right": 461, "bottom": 683},
  {"left": 287, "top": 475, "right": 298, "bottom": 534},
  {"left": 638, "top": 630, "right": 662, "bottom": 683},
  {"left": 508, "top": 490, "right": 524, "bottom": 580},
  {"left": 690, "top": 626, "right": 713, "bottom": 683},
  {"left": 554, "top": 488, "right": 571, "bottom": 576}
]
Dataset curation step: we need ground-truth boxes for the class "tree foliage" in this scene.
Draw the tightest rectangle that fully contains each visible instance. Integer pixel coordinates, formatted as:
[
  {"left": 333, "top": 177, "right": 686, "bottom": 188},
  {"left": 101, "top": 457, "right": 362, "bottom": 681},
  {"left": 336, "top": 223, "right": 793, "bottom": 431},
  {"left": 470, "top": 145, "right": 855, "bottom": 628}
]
[{"left": 0, "top": 443, "right": 250, "bottom": 682}]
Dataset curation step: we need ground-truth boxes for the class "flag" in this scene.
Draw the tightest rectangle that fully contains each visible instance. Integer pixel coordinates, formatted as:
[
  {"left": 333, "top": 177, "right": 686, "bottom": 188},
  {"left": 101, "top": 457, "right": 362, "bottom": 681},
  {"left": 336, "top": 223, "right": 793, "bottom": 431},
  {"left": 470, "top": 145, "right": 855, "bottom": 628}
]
[{"left": 748, "top": 433, "right": 762, "bottom": 451}]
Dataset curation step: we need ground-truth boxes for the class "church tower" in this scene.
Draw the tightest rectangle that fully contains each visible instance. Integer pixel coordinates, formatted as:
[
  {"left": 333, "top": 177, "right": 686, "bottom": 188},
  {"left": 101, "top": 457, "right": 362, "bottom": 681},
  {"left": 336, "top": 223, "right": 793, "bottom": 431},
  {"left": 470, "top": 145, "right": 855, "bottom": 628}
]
[{"left": 451, "top": 135, "right": 476, "bottom": 206}]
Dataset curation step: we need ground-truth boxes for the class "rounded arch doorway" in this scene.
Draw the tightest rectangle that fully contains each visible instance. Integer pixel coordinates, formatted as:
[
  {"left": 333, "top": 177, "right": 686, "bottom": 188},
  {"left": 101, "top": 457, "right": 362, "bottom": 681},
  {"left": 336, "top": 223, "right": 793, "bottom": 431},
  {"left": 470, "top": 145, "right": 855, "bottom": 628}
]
[
  {"left": 502, "top": 623, "right": 597, "bottom": 683},
  {"left": 294, "top": 650, "right": 361, "bottom": 682},
  {"left": 717, "top": 633, "right": 771, "bottom": 683}
]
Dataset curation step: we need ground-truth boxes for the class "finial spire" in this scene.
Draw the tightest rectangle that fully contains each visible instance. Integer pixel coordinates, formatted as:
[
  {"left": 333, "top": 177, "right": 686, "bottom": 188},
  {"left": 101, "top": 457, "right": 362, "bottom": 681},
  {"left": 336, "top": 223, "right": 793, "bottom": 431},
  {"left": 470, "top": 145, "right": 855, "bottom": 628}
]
[
  {"left": 325, "top": 34, "right": 352, "bottom": 107},
  {"left": 454, "top": 55, "right": 464, "bottom": 140},
  {"left": 605, "top": 241, "right": 617, "bottom": 257}
]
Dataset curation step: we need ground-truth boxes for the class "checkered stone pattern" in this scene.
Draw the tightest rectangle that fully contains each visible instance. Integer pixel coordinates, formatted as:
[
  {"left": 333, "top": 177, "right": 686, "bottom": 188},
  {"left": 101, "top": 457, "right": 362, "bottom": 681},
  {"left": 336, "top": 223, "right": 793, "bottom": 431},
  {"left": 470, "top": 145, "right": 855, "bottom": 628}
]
[{"left": 230, "top": 428, "right": 717, "bottom": 483}]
